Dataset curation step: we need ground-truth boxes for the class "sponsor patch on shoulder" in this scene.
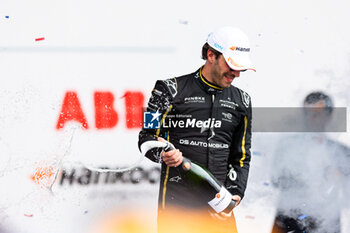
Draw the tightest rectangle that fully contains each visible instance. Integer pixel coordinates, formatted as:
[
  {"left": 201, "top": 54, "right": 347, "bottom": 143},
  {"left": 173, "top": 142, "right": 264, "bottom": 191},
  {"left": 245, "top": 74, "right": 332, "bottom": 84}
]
[
  {"left": 239, "top": 90, "right": 250, "bottom": 108},
  {"left": 163, "top": 78, "right": 178, "bottom": 98},
  {"left": 194, "top": 72, "right": 200, "bottom": 79}
]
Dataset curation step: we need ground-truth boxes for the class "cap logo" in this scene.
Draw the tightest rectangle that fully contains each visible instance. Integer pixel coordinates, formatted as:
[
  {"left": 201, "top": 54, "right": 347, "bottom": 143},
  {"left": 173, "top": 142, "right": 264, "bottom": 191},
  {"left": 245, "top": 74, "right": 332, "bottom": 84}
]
[
  {"left": 230, "top": 46, "right": 236, "bottom": 51},
  {"left": 227, "top": 57, "right": 244, "bottom": 68},
  {"left": 235, "top": 47, "right": 250, "bottom": 52},
  {"left": 213, "top": 42, "right": 223, "bottom": 51}
]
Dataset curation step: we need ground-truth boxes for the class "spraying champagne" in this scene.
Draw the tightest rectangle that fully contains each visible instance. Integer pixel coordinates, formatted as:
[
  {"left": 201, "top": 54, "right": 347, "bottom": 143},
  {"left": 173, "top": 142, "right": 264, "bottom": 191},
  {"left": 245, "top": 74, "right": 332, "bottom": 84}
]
[{"left": 164, "top": 143, "right": 235, "bottom": 214}]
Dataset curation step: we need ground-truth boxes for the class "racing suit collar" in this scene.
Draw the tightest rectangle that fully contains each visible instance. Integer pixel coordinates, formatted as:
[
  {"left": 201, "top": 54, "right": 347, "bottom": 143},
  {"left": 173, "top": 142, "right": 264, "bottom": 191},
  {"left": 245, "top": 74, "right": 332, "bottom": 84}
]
[{"left": 198, "top": 66, "right": 224, "bottom": 95}]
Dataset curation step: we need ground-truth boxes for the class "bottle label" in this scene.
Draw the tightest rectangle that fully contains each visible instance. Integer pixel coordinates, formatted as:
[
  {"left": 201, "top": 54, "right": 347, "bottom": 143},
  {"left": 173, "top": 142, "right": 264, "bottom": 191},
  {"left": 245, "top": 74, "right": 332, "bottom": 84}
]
[{"left": 208, "top": 186, "right": 233, "bottom": 213}]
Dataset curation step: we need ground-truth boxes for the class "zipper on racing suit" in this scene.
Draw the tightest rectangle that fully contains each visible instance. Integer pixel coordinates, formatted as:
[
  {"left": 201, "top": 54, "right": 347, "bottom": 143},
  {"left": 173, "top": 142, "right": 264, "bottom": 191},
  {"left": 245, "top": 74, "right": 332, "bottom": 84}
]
[{"left": 206, "top": 94, "right": 216, "bottom": 167}]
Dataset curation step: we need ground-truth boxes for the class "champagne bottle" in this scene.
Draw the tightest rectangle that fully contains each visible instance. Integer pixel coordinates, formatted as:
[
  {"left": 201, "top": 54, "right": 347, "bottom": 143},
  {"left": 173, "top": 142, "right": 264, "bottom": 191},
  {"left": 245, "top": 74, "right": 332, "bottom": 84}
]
[{"left": 164, "top": 143, "right": 236, "bottom": 214}]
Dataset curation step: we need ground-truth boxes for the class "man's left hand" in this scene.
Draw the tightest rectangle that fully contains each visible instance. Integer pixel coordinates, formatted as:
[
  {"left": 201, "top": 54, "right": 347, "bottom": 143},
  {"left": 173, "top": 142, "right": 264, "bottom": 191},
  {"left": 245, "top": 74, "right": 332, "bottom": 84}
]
[
  {"left": 232, "top": 195, "right": 241, "bottom": 208},
  {"left": 210, "top": 195, "right": 241, "bottom": 220}
]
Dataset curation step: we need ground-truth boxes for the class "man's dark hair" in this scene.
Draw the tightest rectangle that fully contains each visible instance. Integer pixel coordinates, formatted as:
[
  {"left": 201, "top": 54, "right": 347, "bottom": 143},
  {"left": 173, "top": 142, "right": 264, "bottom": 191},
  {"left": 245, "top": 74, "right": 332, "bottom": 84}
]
[
  {"left": 303, "top": 91, "right": 333, "bottom": 114},
  {"left": 201, "top": 43, "right": 222, "bottom": 60}
]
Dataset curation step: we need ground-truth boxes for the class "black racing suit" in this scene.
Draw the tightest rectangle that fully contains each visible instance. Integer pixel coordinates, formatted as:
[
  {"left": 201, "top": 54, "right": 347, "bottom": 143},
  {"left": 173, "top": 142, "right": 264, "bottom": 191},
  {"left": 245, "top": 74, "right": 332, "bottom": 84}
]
[{"left": 138, "top": 67, "right": 252, "bottom": 220}]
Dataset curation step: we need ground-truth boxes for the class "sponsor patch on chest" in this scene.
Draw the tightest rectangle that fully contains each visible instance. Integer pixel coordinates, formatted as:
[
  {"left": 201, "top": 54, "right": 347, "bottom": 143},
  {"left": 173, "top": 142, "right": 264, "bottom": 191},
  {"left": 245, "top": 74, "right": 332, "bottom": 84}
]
[
  {"left": 219, "top": 99, "right": 238, "bottom": 109},
  {"left": 184, "top": 96, "right": 206, "bottom": 104},
  {"left": 222, "top": 112, "right": 233, "bottom": 122}
]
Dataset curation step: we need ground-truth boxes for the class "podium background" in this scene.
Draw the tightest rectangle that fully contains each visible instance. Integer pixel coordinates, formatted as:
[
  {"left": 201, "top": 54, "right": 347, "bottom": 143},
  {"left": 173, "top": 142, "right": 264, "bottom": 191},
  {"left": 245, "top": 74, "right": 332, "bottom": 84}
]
[{"left": 0, "top": 0, "right": 350, "bottom": 232}]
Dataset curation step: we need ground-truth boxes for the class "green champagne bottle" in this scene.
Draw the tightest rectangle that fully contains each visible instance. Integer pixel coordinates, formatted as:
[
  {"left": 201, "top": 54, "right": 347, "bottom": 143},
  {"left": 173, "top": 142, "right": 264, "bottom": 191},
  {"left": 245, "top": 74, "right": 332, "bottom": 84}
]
[{"left": 164, "top": 143, "right": 235, "bottom": 214}]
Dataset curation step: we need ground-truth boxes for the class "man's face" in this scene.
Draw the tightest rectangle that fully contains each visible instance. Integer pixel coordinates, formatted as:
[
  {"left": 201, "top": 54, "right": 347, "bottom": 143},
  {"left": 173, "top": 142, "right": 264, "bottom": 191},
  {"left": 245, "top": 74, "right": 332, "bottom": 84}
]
[
  {"left": 210, "top": 55, "right": 242, "bottom": 88},
  {"left": 304, "top": 100, "right": 331, "bottom": 131}
]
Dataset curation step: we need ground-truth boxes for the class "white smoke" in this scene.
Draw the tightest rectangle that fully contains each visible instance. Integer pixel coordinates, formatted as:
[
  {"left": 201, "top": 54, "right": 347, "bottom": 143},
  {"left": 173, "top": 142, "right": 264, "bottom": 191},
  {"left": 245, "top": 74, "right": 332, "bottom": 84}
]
[{"left": 250, "top": 130, "right": 350, "bottom": 233}]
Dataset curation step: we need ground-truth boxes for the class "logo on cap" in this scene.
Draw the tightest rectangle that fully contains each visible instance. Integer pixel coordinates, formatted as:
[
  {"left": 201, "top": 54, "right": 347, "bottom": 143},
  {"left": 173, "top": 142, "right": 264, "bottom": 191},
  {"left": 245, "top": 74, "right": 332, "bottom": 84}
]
[
  {"left": 214, "top": 42, "right": 223, "bottom": 51},
  {"left": 230, "top": 46, "right": 250, "bottom": 52},
  {"left": 227, "top": 57, "right": 244, "bottom": 68},
  {"left": 236, "top": 47, "right": 250, "bottom": 52}
]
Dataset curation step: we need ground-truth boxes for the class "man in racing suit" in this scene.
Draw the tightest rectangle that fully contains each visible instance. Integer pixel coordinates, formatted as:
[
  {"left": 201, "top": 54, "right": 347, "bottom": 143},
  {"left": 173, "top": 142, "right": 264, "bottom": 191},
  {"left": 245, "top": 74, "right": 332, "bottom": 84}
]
[{"left": 138, "top": 27, "right": 256, "bottom": 233}]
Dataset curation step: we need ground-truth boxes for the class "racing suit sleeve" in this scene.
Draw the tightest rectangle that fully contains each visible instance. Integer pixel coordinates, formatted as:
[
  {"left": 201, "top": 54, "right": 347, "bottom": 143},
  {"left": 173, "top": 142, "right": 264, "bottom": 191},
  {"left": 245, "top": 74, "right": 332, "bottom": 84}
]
[
  {"left": 225, "top": 99, "right": 252, "bottom": 199},
  {"left": 138, "top": 79, "right": 175, "bottom": 163}
]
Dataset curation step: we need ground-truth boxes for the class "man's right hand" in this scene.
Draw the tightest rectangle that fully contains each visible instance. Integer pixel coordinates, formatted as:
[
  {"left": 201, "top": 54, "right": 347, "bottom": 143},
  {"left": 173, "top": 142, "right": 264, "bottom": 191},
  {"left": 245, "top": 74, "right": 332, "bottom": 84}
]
[{"left": 158, "top": 138, "right": 183, "bottom": 167}]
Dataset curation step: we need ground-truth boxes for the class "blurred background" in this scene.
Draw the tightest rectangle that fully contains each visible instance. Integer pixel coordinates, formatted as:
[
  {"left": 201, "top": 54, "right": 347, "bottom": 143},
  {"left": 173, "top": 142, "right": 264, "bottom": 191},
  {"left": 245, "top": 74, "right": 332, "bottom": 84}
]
[{"left": 0, "top": 0, "right": 349, "bottom": 232}]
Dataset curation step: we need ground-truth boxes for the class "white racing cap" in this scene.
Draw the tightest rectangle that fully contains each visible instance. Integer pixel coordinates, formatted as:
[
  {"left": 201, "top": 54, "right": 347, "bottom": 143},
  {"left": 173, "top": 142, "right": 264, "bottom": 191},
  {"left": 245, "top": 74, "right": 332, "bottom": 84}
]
[{"left": 207, "top": 27, "right": 256, "bottom": 72}]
